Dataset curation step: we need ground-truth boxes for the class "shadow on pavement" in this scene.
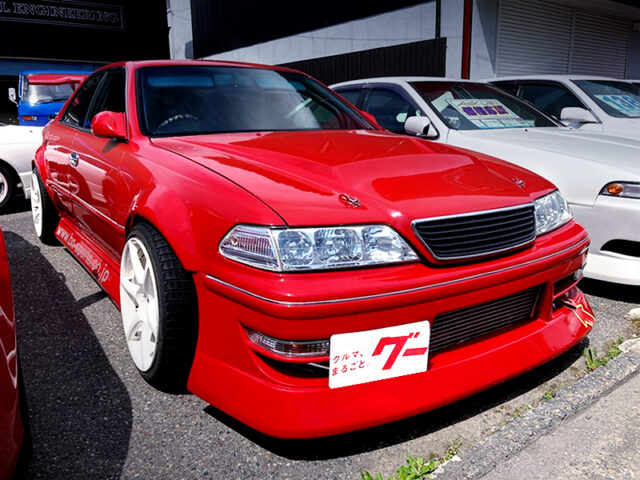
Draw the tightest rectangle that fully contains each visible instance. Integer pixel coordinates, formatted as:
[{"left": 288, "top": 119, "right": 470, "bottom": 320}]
[
  {"left": 4, "top": 231, "right": 132, "bottom": 479},
  {"left": 205, "top": 337, "right": 587, "bottom": 460},
  {"left": 1, "top": 198, "right": 31, "bottom": 215},
  {"left": 579, "top": 278, "right": 640, "bottom": 305}
]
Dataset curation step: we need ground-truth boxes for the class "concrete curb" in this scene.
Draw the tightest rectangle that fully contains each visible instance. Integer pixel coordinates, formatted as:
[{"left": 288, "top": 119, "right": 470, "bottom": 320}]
[{"left": 436, "top": 338, "right": 640, "bottom": 479}]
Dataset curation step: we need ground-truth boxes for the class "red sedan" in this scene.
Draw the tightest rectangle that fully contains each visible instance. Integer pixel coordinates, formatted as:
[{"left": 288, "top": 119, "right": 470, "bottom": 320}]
[
  {"left": 31, "top": 60, "right": 593, "bottom": 438},
  {"left": 0, "top": 227, "right": 24, "bottom": 478}
]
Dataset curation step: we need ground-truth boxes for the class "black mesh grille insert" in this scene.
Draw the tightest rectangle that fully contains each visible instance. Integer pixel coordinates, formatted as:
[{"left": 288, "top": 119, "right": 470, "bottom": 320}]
[
  {"left": 430, "top": 286, "right": 540, "bottom": 353},
  {"left": 413, "top": 204, "right": 536, "bottom": 260}
]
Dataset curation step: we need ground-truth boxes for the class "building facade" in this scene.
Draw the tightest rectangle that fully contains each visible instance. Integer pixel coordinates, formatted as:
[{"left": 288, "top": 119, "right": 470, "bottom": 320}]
[{"left": 168, "top": 0, "right": 640, "bottom": 82}]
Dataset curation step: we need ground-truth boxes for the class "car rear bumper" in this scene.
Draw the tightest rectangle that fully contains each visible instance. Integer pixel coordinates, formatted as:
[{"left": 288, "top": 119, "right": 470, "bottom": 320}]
[{"left": 187, "top": 226, "right": 591, "bottom": 438}]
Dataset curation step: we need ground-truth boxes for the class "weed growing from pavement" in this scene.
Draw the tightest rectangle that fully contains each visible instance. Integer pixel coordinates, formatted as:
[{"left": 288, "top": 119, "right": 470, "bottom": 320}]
[
  {"left": 512, "top": 404, "right": 532, "bottom": 418},
  {"left": 360, "top": 440, "right": 462, "bottom": 480},
  {"left": 583, "top": 337, "right": 624, "bottom": 372},
  {"left": 543, "top": 389, "right": 556, "bottom": 401}
]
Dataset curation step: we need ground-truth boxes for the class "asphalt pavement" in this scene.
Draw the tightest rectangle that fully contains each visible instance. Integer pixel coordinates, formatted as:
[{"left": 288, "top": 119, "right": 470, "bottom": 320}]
[{"left": 1, "top": 201, "right": 638, "bottom": 480}]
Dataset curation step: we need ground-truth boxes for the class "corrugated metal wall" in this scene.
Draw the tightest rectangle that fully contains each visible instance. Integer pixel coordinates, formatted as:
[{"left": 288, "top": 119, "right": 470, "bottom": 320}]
[{"left": 496, "top": 0, "right": 631, "bottom": 77}]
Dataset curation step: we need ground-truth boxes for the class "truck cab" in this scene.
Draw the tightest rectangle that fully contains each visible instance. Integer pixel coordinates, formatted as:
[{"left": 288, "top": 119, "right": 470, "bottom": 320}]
[{"left": 8, "top": 71, "right": 87, "bottom": 126}]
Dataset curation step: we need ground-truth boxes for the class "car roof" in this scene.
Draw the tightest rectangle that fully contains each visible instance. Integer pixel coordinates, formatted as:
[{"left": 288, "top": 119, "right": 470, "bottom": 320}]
[
  {"left": 489, "top": 74, "right": 632, "bottom": 82},
  {"left": 331, "top": 76, "right": 478, "bottom": 88},
  {"left": 94, "top": 59, "right": 305, "bottom": 76}
]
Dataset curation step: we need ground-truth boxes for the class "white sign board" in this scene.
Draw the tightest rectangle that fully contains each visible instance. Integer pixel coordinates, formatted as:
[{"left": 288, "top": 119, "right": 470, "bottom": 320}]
[
  {"left": 329, "top": 320, "right": 430, "bottom": 389},
  {"left": 447, "top": 99, "right": 534, "bottom": 128}
]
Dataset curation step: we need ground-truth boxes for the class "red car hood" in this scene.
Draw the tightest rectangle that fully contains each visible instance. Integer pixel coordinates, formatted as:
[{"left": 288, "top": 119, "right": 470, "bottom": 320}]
[{"left": 151, "top": 130, "right": 554, "bottom": 226}]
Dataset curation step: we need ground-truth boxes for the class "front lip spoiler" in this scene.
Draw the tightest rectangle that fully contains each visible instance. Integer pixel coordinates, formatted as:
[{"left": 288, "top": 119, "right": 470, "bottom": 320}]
[{"left": 205, "top": 235, "right": 589, "bottom": 307}]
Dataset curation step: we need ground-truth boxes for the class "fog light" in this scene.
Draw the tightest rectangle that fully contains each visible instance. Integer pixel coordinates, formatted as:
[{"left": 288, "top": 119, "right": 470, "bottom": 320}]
[
  {"left": 245, "top": 328, "right": 330, "bottom": 358},
  {"left": 573, "top": 268, "right": 584, "bottom": 282},
  {"left": 22, "top": 115, "right": 37, "bottom": 121}
]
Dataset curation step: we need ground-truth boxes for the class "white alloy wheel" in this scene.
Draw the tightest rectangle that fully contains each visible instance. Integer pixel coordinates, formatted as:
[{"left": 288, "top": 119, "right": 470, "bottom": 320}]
[
  {"left": 0, "top": 170, "right": 8, "bottom": 205},
  {"left": 120, "top": 237, "right": 160, "bottom": 372},
  {"left": 30, "top": 172, "right": 43, "bottom": 236}
]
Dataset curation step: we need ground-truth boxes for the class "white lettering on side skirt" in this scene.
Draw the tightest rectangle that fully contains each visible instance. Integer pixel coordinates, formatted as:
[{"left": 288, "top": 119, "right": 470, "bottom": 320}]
[{"left": 56, "top": 225, "right": 111, "bottom": 284}]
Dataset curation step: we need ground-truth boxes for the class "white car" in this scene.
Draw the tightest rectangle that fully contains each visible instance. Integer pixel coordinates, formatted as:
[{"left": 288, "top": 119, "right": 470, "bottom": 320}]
[
  {"left": 0, "top": 124, "right": 40, "bottom": 208},
  {"left": 489, "top": 75, "right": 640, "bottom": 140},
  {"left": 331, "top": 77, "right": 640, "bottom": 285}
]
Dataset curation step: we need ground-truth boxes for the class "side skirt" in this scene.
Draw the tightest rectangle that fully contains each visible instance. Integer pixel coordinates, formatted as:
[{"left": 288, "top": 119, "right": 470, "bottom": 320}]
[{"left": 55, "top": 217, "right": 121, "bottom": 307}]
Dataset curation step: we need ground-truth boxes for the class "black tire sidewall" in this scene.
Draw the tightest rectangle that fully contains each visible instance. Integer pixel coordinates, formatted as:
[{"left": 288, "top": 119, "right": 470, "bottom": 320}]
[
  {"left": 125, "top": 227, "right": 166, "bottom": 381},
  {"left": 32, "top": 169, "right": 59, "bottom": 244},
  {"left": 124, "top": 223, "right": 198, "bottom": 392}
]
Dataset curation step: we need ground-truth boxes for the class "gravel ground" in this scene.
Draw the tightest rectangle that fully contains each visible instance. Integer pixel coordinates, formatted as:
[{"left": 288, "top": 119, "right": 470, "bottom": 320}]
[{"left": 1, "top": 202, "right": 637, "bottom": 480}]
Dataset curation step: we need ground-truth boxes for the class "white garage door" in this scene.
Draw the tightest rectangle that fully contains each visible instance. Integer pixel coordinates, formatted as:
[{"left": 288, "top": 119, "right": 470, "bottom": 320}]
[{"left": 496, "top": 0, "right": 631, "bottom": 77}]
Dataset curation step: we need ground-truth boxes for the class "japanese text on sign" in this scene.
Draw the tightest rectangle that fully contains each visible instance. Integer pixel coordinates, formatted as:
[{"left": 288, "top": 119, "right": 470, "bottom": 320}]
[
  {"left": 447, "top": 99, "right": 533, "bottom": 129},
  {"left": 329, "top": 320, "right": 430, "bottom": 389}
]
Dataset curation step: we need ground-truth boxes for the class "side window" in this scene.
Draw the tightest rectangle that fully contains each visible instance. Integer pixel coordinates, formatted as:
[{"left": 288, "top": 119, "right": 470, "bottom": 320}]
[
  {"left": 85, "top": 69, "right": 126, "bottom": 128},
  {"left": 518, "top": 83, "right": 584, "bottom": 120},
  {"left": 361, "top": 88, "right": 422, "bottom": 134},
  {"left": 62, "top": 72, "right": 104, "bottom": 128},
  {"left": 336, "top": 89, "right": 362, "bottom": 107}
]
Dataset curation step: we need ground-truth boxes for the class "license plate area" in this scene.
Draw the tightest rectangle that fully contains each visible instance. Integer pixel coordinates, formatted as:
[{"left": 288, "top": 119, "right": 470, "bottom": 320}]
[{"left": 329, "top": 320, "right": 430, "bottom": 389}]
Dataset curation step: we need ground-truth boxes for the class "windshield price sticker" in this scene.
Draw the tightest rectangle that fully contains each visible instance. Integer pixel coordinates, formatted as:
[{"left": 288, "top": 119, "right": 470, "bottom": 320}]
[
  {"left": 594, "top": 94, "right": 640, "bottom": 117},
  {"left": 329, "top": 320, "right": 430, "bottom": 389},
  {"left": 447, "top": 99, "right": 533, "bottom": 128}
]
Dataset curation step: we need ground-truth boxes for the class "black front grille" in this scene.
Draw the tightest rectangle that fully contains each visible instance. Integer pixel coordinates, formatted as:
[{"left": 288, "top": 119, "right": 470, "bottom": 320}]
[
  {"left": 413, "top": 204, "right": 536, "bottom": 260},
  {"left": 430, "top": 286, "right": 540, "bottom": 353}
]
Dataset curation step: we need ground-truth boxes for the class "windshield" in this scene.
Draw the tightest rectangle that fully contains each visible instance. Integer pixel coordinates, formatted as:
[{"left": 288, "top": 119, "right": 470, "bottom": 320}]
[
  {"left": 137, "top": 66, "right": 371, "bottom": 137},
  {"left": 573, "top": 80, "right": 640, "bottom": 118},
  {"left": 410, "top": 81, "right": 557, "bottom": 130},
  {"left": 24, "top": 82, "right": 75, "bottom": 105}
]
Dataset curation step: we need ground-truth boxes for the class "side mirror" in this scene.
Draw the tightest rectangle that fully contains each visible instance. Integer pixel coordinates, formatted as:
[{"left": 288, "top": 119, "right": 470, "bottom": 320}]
[
  {"left": 8, "top": 88, "right": 16, "bottom": 105},
  {"left": 91, "top": 111, "right": 127, "bottom": 140},
  {"left": 404, "top": 116, "right": 438, "bottom": 138},
  {"left": 560, "top": 107, "right": 598, "bottom": 124},
  {"left": 359, "top": 110, "right": 382, "bottom": 129}
]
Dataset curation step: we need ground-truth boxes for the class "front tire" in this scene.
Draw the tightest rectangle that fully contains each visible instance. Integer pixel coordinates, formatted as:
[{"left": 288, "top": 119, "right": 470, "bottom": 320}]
[
  {"left": 119, "top": 223, "right": 198, "bottom": 392},
  {"left": 30, "top": 170, "right": 59, "bottom": 244}
]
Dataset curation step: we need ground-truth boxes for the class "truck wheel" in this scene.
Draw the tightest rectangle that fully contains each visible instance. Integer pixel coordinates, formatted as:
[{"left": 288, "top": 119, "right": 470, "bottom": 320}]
[
  {"left": 119, "top": 222, "right": 198, "bottom": 392},
  {"left": 30, "top": 170, "right": 59, "bottom": 244}
]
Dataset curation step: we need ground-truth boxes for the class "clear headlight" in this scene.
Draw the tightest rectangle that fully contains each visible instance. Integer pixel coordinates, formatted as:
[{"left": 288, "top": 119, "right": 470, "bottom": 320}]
[
  {"left": 220, "top": 224, "right": 418, "bottom": 271},
  {"left": 600, "top": 182, "right": 640, "bottom": 199},
  {"left": 534, "top": 190, "right": 572, "bottom": 235}
]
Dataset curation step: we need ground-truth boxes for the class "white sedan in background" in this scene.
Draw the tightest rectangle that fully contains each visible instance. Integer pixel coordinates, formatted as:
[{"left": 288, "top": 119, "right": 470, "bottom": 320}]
[
  {"left": 489, "top": 75, "right": 640, "bottom": 140},
  {"left": 331, "top": 77, "right": 640, "bottom": 285},
  {"left": 0, "top": 124, "right": 40, "bottom": 209}
]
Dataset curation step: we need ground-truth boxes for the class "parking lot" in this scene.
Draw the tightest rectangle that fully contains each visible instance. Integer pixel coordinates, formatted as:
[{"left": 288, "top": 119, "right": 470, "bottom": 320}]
[{"left": 2, "top": 202, "right": 638, "bottom": 480}]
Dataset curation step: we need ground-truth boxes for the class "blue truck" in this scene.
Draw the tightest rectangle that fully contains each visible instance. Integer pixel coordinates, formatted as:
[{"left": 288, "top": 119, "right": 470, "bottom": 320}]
[{"left": 8, "top": 71, "right": 88, "bottom": 126}]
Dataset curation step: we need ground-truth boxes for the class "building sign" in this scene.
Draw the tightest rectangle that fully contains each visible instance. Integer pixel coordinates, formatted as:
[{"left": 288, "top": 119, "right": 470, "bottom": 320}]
[{"left": 0, "top": 0, "right": 123, "bottom": 30}]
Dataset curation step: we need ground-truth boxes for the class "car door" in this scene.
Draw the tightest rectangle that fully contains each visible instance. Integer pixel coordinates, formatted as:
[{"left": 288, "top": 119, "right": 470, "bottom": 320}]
[
  {"left": 46, "top": 71, "right": 104, "bottom": 216},
  {"left": 360, "top": 86, "right": 425, "bottom": 134},
  {"left": 68, "top": 68, "right": 127, "bottom": 260}
]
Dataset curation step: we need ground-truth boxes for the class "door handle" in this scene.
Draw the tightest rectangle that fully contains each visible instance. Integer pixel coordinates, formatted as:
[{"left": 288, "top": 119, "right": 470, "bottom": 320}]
[{"left": 69, "top": 152, "right": 79, "bottom": 167}]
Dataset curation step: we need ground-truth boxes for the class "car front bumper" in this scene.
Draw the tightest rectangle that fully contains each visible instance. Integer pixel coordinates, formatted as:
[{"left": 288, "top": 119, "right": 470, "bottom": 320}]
[
  {"left": 187, "top": 223, "right": 592, "bottom": 438},
  {"left": 572, "top": 196, "right": 640, "bottom": 285}
]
